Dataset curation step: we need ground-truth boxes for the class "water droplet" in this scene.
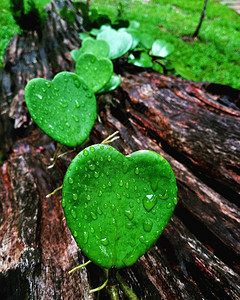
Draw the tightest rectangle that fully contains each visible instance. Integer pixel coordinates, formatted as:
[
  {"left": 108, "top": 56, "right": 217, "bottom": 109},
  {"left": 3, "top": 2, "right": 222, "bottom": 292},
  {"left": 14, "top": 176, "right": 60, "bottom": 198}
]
[
  {"left": 107, "top": 155, "right": 111, "bottom": 161},
  {"left": 129, "top": 202, "right": 133, "bottom": 208},
  {"left": 94, "top": 171, "right": 99, "bottom": 178},
  {"left": 143, "top": 194, "right": 157, "bottom": 212},
  {"left": 75, "top": 99, "right": 80, "bottom": 108},
  {"left": 82, "top": 83, "right": 88, "bottom": 91},
  {"left": 73, "top": 194, "right": 78, "bottom": 201},
  {"left": 124, "top": 210, "right": 134, "bottom": 220},
  {"left": 134, "top": 186, "right": 137, "bottom": 191},
  {"left": 136, "top": 198, "right": 140, "bottom": 203},
  {"left": 101, "top": 238, "right": 108, "bottom": 246},
  {"left": 91, "top": 212, "right": 97, "bottom": 220},
  {"left": 60, "top": 100, "right": 68, "bottom": 108},
  {"left": 83, "top": 149, "right": 89, "bottom": 156},
  {"left": 87, "top": 195, "right": 91, "bottom": 201},
  {"left": 167, "top": 202, "right": 172, "bottom": 209},
  {"left": 125, "top": 182, "right": 129, "bottom": 189},
  {"left": 89, "top": 164, "right": 95, "bottom": 171},
  {"left": 37, "top": 94, "right": 43, "bottom": 99},
  {"left": 45, "top": 82, "right": 51, "bottom": 88},
  {"left": 143, "top": 219, "right": 153, "bottom": 232},
  {"left": 74, "top": 79, "right": 80, "bottom": 88},
  {"left": 100, "top": 146, "right": 104, "bottom": 150},
  {"left": 73, "top": 115, "right": 79, "bottom": 122},
  {"left": 116, "top": 193, "right": 121, "bottom": 200},
  {"left": 68, "top": 177, "right": 74, "bottom": 184},
  {"left": 42, "top": 88, "right": 46, "bottom": 93},
  {"left": 90, "top": 146, "right": 95, "bottom": 152},
  {"left": 83, "top": 231, "right": 88, "bottom": 244},
  {"left": 71, "top": 209, "right": 77, "bottom": 219},
  {"left": 90, "top": 227, "right": 95, "bottom": 233},
  {"left": 108, "top": 181, "right": 111, "bottom": 187},
  {"left": 135, "top": 167, "right": 140, "bottom": 175},
  {"left": 151, "top": 177, "right": 158, "bottom": 192},
  {"left": 62, "top": 199, "right": 66, "bottom": 208},
  {"left": 102, "top": 184, "right": 106, "bottom": 189},
  {"left": 97, "top": 207, "right": 103, "bottom": 215},
  {"left": 84, "top": 185, "right": 88, "bottom": 191},
  {"left": 98, "top": 190, "right": 103, "bottom": 197},
  {"left": 86, "top": 91, "right": 92, "bottom": 98},
  {"left": 173, "top": 197, "right": 177, "bottom": 205},
  {"left": 66, "top": 122, "right": 70, "bottom": 128},
  {"left": 73, "top": 231, "right": 78, "bottom": 237},
  {"left": 119, "top": 180, "right": 123, "bottom": 187}
]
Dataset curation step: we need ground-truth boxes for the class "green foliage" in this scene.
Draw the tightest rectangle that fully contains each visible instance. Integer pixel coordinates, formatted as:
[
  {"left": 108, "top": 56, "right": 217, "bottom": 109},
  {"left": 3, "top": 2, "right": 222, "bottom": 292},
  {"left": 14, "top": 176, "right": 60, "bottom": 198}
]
[
  {"left": 24, "top": 72, "right": 97, "bottom": 147},
  {"left": 91, "top": 0, "right": 240, "bottom": 89},
  {"left": 0, "top": 0, "right": 20, "bottom": 67},
  {"left": 62, "top": 144, "right": 177, "bottom": 268},
  {"left": 9, "top": 0, "right": 49, "bottom": 31},
  {"left": 97, "top": 26, "right": 133, "bottom": 59},
  {"left": 97, "top": 74, "right": 122, "bottom": 93},
  {"left": 71, "top": 37, "right": 110, "bottom": 61},
  {"left": 75, "top": 53, "right": 113, "bottom": 92}
]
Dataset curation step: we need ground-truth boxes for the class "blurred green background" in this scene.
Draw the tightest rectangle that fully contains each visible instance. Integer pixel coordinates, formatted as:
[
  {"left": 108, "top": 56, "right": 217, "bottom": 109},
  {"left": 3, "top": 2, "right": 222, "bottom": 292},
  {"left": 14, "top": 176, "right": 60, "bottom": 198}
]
[{"left": 1, "top": 0, "right": 239, "bottom": 89}]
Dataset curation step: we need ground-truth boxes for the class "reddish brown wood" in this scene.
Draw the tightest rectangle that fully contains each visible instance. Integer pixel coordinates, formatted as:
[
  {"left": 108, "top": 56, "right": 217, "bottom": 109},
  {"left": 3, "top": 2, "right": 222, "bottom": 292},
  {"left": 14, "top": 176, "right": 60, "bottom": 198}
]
[{"left": 0, "top": 1, "right": 239, "bottom": 299}]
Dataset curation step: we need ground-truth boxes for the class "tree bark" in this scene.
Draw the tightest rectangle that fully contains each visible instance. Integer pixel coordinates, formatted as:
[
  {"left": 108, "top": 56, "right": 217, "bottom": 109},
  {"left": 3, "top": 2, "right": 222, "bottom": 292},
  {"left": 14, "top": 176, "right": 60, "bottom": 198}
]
[{"left": 0, "top": 0, "right": 239, "bottom": 299}]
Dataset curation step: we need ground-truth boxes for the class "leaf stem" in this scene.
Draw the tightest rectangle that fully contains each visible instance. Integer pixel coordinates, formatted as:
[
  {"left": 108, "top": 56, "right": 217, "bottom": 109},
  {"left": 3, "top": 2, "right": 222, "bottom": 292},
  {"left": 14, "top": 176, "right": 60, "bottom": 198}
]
[
  {"left": 68, "top": 260, "right": 91, "bottom": 274},
  {"left": 101, "top": 131, "right": 120, "bottom": 144},
  {"left": 90, "top": 269, "right": 109, "bottom": 293},
  {"left": 46, "top": 185, "right": 63, "bottom": 198}
]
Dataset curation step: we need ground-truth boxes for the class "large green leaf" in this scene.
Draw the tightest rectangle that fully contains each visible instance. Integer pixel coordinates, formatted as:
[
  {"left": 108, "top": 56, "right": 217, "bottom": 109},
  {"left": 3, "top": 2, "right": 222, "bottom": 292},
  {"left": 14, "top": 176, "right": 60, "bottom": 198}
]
[
  {"left": 151, "top": 40, "right": 174, "bottom": 58},
  {"left": 75, "top": 53, "right": 113, "bottom": 93},
  {"left": 97, "top": 27, "right": 132, "bottom": 59},
  {"left": 62, "top": 144, "right": 177, "bottom": 268},
  {"left": 24, "top": 72, "right": 97, "bottom": 147}
]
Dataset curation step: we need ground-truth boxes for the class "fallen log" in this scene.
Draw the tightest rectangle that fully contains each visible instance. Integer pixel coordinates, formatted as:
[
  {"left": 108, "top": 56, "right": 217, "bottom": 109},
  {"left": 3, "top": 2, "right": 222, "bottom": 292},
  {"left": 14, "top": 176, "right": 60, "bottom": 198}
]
[{"left": 0, "top": 1, "right": 239, "bottom": 299}]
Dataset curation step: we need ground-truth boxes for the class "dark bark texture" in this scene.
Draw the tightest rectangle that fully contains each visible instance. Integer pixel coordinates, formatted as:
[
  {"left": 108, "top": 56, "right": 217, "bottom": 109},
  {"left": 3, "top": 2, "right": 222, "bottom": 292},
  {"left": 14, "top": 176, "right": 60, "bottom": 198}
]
[{"left": 0, "top": 1, "right": 239, "bottom": 299}]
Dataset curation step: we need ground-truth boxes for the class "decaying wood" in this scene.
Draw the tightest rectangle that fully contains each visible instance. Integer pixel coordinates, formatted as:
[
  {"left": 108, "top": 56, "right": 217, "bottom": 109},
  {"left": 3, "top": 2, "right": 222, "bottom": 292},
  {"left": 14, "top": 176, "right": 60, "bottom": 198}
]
[{"left": 0, "top": 0, "right": 239, "bottom": 299}]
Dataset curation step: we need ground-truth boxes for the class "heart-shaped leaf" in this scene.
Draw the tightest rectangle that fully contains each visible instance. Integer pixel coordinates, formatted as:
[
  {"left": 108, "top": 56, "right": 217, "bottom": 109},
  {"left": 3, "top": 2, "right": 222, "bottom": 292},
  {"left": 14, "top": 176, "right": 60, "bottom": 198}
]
[
  {"left": 71, "top": 38, "right": 110, "bottom": 62},
  {"left": 62, "top": 144, "right": 177, "bottom": 269},
  {"left": 97, "top": 27, "right": 132, "bottom": 59},
  {"left": 97, "top": 74, "right": 121, "bottom": 94},
  {"left": 24, "top": 72, "right": 97, "bottom": 147},
  {"left": 128, "top": 52, "right": 153, "bottom": 68},
  {"left": 151, "top": 40, "right": 174, "bottom": 58},
  {"left": 75, "top": 53, "right": 113, "bottom": 93}
]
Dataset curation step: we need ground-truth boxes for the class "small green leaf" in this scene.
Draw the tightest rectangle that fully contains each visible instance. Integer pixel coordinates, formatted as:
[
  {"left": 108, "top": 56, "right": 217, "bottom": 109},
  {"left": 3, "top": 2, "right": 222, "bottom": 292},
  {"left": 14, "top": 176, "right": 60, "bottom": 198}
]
[
  {"left": 151, "top": 40, "right": 174, "bottom": 58},
  {"left": 71, "top": 38, "right": 110, "bottom": 62},
  {"left": 97, "top": 27, "right": 132, "bottom": 59},
  {"left": 62, "top": 144, "right": 177, "bottom": 269},
  {"left": 97, "top": 74, "right": 122, "bottom": 93},
  {"left": 139, "top": 33, "right": 154, "bottom": 49},
  {"left": 128, "top": 52, "right": 153, "bottom": 68},
  {"left": 79, "top": 33, "right": 91, "bottom": 41},
  {"left": 75, "top": 53, "right": 113, "bottom": 93},
  {"left": 24, "top": 72, "right": 97, "bottom": 147}
]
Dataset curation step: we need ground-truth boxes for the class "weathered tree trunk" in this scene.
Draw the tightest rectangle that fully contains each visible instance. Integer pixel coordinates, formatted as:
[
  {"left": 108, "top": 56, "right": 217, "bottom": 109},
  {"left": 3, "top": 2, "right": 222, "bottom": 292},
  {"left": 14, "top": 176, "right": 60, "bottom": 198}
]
[{"left": 0, "top": 1, "right": 239, "bottom": 299}]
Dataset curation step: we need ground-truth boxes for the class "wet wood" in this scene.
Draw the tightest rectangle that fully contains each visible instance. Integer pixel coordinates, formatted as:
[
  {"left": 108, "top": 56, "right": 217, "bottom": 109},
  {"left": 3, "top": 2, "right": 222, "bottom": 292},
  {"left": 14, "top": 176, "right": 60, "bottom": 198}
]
[{"left": 0, "top": 0, "right": 239, "bottom": 299}]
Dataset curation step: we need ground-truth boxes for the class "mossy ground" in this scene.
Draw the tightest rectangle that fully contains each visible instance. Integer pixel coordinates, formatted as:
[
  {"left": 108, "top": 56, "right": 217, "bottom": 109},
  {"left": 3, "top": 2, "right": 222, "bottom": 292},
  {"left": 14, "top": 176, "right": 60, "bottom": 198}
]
[{"left": 1, "top": 0, "right": 239, "bottom": 88}]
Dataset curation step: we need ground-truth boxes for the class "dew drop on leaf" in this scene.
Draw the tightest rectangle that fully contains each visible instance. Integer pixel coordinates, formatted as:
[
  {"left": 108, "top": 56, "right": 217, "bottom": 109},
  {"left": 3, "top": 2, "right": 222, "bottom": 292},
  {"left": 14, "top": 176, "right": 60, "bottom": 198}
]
[
  {"left": 83, "top": 149, "right": 89, "bottom": 156},
  {"left": 135, "top": 167, "right": 140, "bottom": 175},
  {"left": 89, "top": 164, "right": 96, "bottom": 171},
  {"left": 101, "top": 238, "right": 108, "bottom": 246},
  {"left": 83, "top": 231, "right": 89, "bottom": 244},
  {"left": 91, "top": 212, "right": 97, "bottom": 220},
  {"left": 143, "top": 219, "right": 153, "bottom": 232},
  {"left": 68, "top": 177, "right": 74, "bottom": 184},
  {"left": 124, "top": 210, "right": 134, "bottom": 220},
  {"left": 71, "top": 209, "right": 77, "bottom": 219},
  {"left": 142, "top": 194, "right": 157, "bottom": 212}
]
